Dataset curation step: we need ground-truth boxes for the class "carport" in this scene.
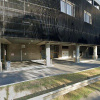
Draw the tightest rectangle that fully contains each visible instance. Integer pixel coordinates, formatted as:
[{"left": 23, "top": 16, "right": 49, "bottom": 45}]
[{"left": 0, "top": 37, "right": 99, "bottom": 72}]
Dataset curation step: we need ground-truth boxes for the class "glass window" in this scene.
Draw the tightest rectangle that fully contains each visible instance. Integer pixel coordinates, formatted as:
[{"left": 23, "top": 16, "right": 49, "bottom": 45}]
[
  {"left": 67, "top": 3, "right": 72, "bottom": 16},
  {"left": 95, "top": 6, "right": 99, "bottom": 10},
  {"left": 87, "top": 0, "right": 92, "bottom": 4},
  {"left": 61, "top": 0, "right": 66, "bottom": 13},
  {"left": 84, "top": 11, "right": 92, "bottom": 24},
  {"left": 60, "top": 0, "right": 75, "bottom": 17}
]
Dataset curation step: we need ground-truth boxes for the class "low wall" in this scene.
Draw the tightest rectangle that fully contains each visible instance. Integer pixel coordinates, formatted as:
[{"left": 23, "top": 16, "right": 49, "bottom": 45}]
[
  {"left": 0, "top": 76, "right": 100, "bottom": 100},
  {"left": 29, "top": 76, "right": 100, "bottom": 100}
]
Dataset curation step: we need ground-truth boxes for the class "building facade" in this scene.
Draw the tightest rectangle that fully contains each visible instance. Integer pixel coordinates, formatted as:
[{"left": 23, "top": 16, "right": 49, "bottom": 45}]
[{"left": 0, "top": 0, "right": 100, "bottom": 71}]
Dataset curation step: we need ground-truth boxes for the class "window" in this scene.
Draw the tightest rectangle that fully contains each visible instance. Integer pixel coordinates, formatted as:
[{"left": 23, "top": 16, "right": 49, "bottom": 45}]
[
  {"left": 61, "top": 0, "right": 66, "bottom": 13},
  {"left": 60, "top": 0, "right": 75, "bottom": 17},
  {"left": 87, "top": 0, "right": 92, "bottom": 4},
  {"left": 67, "top": 3, "right": 72, "bottom": 16},
  {"left": 84, "top": 11, "right": 92, "bottom": 24},
  {"left": 95, "top": 6, "right": 99, "bottom": 10}
]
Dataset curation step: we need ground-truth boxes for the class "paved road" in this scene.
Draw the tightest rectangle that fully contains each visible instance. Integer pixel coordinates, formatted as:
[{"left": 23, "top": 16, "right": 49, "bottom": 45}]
[
  {"left": 0, "top": 59, "right": 100, "bottom": 86},
  {"left": 80, "top": 91, "right": 100, "bottom": 100}
]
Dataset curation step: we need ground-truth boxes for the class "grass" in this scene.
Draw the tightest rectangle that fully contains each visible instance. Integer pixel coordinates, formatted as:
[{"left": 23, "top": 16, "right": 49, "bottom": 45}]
[
  {"left": 13, "top": 67, "right": 100, "bottom": 100},
  {"left": 14, "top": 67, "right": 100, "bottom": 93},
  {"left": 0, "top": 87, "right": 4, "bottom": 90},
  {"left": 53, "top": 81, "right": 100, "bottom": 100}
]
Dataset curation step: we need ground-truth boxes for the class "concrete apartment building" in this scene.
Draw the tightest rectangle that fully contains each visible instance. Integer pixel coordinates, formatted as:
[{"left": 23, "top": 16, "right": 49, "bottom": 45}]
[{"left": 0, "top": 0, "right": 100, "bottom": 71}]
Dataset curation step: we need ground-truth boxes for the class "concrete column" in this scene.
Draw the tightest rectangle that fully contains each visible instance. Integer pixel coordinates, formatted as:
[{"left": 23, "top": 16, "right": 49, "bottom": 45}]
[
  {"left": 21, "top": 49, "right": 22, "bottom": 62},
  {"left": 59, "top": 45, "right": 62, "bottom": 58},
  {"left": 93, "top": 46, "right": 98, "bottom": 60},
  {"left": 75, "top": 45, "right": 80, "bottom": 63},
  {"left": 0, "top": 42, "right": 2, "bottom": 72},
  {"left": 46, "top": 43, "right": 51, "bottom": 67}
]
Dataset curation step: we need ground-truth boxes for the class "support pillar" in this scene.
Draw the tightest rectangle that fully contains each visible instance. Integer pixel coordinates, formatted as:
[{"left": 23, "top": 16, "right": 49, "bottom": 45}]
[
  {"left": 0, "top": 42, "right": 2, "bottom": 72},
  {"left": 21, "top": 49, "right": 22, "bottom": 62},
  {"left": 46, "top": 43, "right": 51, "bottom": 67},
  {"left": 93, "top": 46, "right": 98, "bottom": 60},
  {"left": 75, "top": 45, "right": 80, "bottom": 63},
  {"left": 59, "top": 45, "right": 62, "bottom": 58}
]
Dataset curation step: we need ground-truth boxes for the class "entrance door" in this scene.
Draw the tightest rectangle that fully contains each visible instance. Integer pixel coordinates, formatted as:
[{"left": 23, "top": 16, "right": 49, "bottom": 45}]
[{"left": 62, "top": 50, "right": 69, "bottom": 58}]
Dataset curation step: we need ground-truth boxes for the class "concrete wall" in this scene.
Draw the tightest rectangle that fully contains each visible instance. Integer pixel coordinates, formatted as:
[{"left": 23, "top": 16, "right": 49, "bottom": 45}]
[
  {"left": 59, "top": 45, "right": 62, "bottom": 57},
  {"left": 59, "top": 45, "right": 91, "bottom": 59},
  {"left": 0, "top": 76, "right": 100, "bottom": 100},
  {"left": 80, "top": 46, "right": 89, "bottom": 58},
  {"left": 7, "top": 44, "right": 76, "bottom": 61},
  {"left": 7, "top": 44, "right": 93, "bottom": 62},
  {"left": 59, "top": 45, "right": 76, "bottom": 59},
  {"left": 69, "top": 45, "right": 76, "bottom": 58},
  {"left": 7, "top": 44, "right": 41, "bottom": 61}
]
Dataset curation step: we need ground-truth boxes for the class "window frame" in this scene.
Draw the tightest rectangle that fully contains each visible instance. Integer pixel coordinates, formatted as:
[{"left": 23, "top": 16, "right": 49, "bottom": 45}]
[
  {"left": 60, "top": 0, "right": 75, "bottom": 17},
  {"left": 84, "top": 10, "right": 92, "bottom": 24},
  {"left": 67, "top": 1, "right": 75, "bottom": 17},
  {"left": 60, "top": 0, "right": 66, "bottom": 14}
]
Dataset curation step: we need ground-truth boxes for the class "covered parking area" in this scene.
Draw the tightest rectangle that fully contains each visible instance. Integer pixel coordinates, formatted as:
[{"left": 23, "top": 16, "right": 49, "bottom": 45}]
[
  {"left": 0, "top": 38, "right": 100, "bottom": 72},
  {"left": 2, "top": 58, "right": 99, "bottom": 72}
]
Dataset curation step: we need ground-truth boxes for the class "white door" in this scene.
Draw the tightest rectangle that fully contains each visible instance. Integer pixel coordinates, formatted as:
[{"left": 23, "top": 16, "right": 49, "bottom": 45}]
[{"left": 62, "top": 51, "right": 69, "bottom": 58}]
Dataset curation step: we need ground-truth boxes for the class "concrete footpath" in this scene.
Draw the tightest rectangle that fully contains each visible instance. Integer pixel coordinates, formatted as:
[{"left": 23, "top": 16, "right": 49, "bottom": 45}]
[{"left": 0, "top": 60, "right": 100, "bottom": 86}]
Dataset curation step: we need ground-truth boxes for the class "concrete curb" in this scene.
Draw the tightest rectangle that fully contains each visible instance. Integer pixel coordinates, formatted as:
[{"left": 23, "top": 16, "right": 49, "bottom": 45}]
[{"left": 28, "top": 76, "right": 100, "bottom": 100}]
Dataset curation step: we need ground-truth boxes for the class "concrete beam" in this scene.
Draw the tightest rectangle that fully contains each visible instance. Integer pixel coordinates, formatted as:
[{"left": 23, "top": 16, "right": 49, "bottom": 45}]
[
  {"left": 36, "top": 41, "right": 46, "bottom": 45},
  {"left": 59, "top": 45, "right": 62, "bottom": 58},
  {"left": 0, "top": 38, "right": 11, "bottom": 44}
]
